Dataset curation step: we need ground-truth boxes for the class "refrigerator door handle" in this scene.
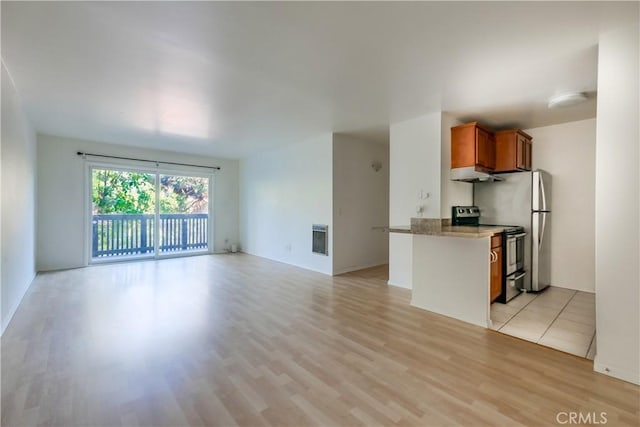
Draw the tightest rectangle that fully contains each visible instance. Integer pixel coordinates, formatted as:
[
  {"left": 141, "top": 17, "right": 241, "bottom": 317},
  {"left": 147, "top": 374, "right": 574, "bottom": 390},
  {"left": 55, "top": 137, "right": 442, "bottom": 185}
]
[
  {"left": 539, "top": 172, "right": 547, "bottom": 212},
  {"left": 539, "top": 212, "right": 547, "bottom": 251}
]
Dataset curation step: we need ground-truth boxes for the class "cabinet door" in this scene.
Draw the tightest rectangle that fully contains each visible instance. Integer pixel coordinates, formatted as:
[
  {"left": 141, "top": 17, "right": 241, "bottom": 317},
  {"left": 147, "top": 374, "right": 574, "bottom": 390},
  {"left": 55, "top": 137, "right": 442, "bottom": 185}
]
[
  {"left": 525, "top": 140, "right": 532, "bottom": 170},
  {"left": 490, "top": 247, "right": 503, "bottom": 302},
  {"left": 451, "top": 125, "right": 476, "bottom": 168},
  {"left": 475, "top": 128, "right": 495, "bottom": 170},
  {"left": 516, "top": 135, "right": 526, "bottom": 170},
  {"left": 494, "top": 132, "right": 517, "bottom": 172},
  {"left": 487, "top": 133, "right": 496, "bottom": 170}
]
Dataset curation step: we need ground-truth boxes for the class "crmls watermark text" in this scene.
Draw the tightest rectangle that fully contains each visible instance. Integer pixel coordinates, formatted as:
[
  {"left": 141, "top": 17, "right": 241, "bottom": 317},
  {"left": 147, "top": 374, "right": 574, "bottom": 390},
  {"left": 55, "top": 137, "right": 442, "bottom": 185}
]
[{"left": 556, "top": 412, "right": 608, "bottom": 424}]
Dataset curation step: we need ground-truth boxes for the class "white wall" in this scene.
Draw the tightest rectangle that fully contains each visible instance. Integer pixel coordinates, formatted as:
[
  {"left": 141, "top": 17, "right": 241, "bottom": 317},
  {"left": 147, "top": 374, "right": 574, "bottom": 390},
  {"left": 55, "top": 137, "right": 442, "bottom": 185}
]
[
  {"left": 36, "top": 134, "right": 239, "bottom": 271},
  {"left": 332, "top": 134, "right": 389, "bottom": 274},
  {"left": 388, "top": 112, "right": 442, "bottom": 288},
  {"left": 1, "top": 62, "right": 37, "bottom": 334},
  {"left": 239, "top": 134, "right": 333, "bottom": 275},
  {"left": 388, "top": 233, "right": 413, "bottom": 289},
  {"left": 389, "top": 112, "right": 443, "bottom": 223},
  {"left": 526, "top": 119, "right": 596, "bottom": 293},
  {"left": 412, "top": 235, "right": 490, "bottom": 328},
  {"left": 440, "top": 113, "right": 473, "bottom": 218},
  {"left": 594, "top": 21, "right": 639, "bottom": 385}
]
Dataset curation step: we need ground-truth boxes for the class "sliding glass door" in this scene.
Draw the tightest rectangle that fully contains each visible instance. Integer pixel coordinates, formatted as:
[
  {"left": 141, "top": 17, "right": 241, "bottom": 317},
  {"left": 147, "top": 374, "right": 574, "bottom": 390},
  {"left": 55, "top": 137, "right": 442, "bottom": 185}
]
[
  {"left": 91, "top": 168, "right": 156, "bottom": 259},
  {"left": 90, "top": 166, "right": 211, "bottom": 262},
  {"left": 158, "top": 174, "right": 209, "bottom": 255}
]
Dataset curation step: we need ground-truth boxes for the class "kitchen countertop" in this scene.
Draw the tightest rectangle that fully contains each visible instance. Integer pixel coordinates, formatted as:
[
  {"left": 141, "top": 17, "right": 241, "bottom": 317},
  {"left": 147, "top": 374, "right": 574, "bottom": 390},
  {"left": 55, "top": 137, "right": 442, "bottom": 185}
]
[{"left": 388, "top": 224, "right": 506, "bottom": 238}]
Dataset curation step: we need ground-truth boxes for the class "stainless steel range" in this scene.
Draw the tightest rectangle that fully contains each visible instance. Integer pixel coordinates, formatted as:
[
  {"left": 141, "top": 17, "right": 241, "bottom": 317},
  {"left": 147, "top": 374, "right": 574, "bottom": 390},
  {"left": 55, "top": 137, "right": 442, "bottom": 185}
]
[{"left": 452, "top": 206, "right": 527, "bottom": 303}]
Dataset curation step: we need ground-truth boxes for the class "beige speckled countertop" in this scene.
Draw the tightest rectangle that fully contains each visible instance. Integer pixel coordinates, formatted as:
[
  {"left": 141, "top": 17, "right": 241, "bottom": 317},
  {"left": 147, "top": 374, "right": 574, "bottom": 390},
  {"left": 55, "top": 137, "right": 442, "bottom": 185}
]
[{"left": 387, "top": 220, "right": 506, "bottom": 238}]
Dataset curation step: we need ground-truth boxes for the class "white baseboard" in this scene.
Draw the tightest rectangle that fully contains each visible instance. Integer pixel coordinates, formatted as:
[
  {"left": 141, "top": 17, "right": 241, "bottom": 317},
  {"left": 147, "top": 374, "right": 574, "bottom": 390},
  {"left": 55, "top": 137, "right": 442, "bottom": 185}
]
[
  {"left": 332, "top": 262, "right": 387, "bottom": 276},
  {"left": 387, "top": 280, "right": 412, "bottom": 290},
  {"left": 594, "top": 357, "right": 640, "bottom": 385},
  {"left": 240, "top": 250, "right": 333, "bottom": 276},
  {"left": 1, "top": 272, "right": 35, "bottom": 336},
  {"left": 549, "top": 284, "right": 596, "bottom": 293}
]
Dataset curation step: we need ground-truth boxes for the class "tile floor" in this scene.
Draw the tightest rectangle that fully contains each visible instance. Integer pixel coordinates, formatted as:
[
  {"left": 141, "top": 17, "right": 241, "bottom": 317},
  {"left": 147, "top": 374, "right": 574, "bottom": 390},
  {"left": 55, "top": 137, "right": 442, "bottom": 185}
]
[{"left": 490, "top": 287, "right": 596, "bottom": 359}]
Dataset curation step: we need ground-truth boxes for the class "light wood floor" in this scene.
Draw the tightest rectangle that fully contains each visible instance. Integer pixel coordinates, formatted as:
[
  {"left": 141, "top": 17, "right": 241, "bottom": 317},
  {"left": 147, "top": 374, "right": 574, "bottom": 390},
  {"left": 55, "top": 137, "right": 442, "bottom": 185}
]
[{"left": 2, "top": 255, "right": 638, "bottom": 426}]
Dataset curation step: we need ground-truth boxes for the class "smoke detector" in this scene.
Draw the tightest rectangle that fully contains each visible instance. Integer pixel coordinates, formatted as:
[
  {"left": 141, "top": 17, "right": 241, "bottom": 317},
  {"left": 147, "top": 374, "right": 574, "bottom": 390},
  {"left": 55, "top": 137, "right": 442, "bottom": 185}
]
[{"left": 547, "top": 92, "right": 588, "bottom": 108}]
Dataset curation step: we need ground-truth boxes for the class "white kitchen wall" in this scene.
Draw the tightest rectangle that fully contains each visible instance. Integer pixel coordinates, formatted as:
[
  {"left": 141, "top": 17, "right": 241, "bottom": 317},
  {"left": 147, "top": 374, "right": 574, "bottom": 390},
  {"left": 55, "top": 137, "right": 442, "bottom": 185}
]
[
  {"left": 36, "top": 134, "right": 239, "bottom": 271},
  {"left": 332, "top": 134, "right": 389, "bottom": 274},
  {"left": 239, "top": 134, "right": 333, "bottom": 275},
  {"left": 594, "top": 22, "right": 639, "bottom": 385},
  {"left": 440, "top": 112, "right": 473, "bottom": 218},
  {"left": 526, "top": 119, "right": 596, "bottom": 293},
  {"left": 390, "top": 112, "right": 442, "bottom": 223},
  {"left": 388, "top": 112, "right": 442, "bottom": 288},
  {"left": 1, "top": 62, "right": 37, "bottom": 334}
]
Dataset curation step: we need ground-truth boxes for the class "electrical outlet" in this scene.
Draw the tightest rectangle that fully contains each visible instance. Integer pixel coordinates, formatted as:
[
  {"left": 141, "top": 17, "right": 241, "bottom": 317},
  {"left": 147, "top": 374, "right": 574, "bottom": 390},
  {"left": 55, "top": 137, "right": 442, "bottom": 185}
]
[{"left": 417, "top": 189, "right": 431, "bottom": 200}]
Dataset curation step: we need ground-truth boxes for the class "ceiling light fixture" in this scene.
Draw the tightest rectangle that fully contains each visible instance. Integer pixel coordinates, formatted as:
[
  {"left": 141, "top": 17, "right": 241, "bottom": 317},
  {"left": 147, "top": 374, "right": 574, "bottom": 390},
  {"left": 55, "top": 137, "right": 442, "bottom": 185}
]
[{"left": 547, "top": 92, "right": 588, "bottom": 109}]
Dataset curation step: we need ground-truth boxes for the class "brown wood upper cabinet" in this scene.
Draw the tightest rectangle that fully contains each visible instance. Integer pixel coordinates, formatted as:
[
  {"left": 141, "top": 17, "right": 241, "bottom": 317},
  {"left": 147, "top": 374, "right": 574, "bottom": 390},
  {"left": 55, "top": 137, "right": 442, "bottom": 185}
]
[
  {"left": 494, "top": 129, "right": 533, "bottom": 172},
  {"left": 451, "top": 122, "right": 495, "bottom": 172}
]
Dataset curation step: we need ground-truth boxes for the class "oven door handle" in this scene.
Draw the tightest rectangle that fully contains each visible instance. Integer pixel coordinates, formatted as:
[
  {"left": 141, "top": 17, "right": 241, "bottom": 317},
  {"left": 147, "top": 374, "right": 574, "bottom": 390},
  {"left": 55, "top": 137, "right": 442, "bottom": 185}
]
[
  {"left": 508, "top": 272, "right": 527, "bottom": 281},
  {"left": 508, "top": 233, "right": 527, "bottom": 238}
]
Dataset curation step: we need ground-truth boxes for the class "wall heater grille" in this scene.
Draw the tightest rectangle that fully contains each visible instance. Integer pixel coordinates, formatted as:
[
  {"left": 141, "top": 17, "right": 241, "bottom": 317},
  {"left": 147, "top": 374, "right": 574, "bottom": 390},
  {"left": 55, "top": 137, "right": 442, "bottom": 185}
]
[{"left": 312, "top": 224, "right": 328, "bottom": 256}]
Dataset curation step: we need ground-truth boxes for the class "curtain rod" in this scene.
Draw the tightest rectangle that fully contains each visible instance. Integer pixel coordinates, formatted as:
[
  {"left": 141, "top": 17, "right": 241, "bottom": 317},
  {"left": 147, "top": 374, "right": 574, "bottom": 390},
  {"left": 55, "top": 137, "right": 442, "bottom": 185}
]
[{"left": 76, "top": 151, "right": 221, "bottom": 171}]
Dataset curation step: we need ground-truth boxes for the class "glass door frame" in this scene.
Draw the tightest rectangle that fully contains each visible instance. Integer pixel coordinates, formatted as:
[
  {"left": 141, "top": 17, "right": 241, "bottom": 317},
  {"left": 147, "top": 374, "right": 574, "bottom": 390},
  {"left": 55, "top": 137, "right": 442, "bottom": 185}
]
[
  {"left": 85, "top": 160, "right": 214, "bottom": 265},
  {"left": 156, "top": 171, "right": 213, "bottom": 259}
]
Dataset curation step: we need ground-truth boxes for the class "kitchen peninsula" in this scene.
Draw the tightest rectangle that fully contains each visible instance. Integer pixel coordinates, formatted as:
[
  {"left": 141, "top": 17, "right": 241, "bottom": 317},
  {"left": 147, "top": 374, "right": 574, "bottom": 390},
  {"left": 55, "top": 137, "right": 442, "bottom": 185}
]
[{"left": 390, "top": 218, "right": 506, "bottom": 328}]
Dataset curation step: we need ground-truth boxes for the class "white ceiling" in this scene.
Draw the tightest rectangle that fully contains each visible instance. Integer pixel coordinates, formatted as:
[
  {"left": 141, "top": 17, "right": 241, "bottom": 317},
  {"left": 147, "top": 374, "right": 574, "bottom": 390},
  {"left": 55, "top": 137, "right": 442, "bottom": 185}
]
[{"left": 1, "top": 2, "right": 637, "bottom": 158}]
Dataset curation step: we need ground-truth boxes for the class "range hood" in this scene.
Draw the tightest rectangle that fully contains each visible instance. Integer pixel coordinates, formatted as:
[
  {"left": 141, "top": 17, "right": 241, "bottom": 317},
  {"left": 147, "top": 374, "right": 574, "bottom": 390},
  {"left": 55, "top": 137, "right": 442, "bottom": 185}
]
[{"left": 450, "top": 167, "right": 503, "bottom": 182}]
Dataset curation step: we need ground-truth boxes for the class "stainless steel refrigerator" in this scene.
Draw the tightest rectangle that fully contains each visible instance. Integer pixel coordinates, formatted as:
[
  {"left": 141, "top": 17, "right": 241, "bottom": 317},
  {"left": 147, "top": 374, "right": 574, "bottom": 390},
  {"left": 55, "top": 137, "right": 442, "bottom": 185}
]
[{"left": 474, "top": 170, "right": 552, "bottom": 292}]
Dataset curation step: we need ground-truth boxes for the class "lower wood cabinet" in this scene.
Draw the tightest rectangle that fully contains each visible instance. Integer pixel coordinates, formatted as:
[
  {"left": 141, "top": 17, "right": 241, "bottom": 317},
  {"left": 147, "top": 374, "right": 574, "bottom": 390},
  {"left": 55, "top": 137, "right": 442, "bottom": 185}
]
[{"left": 490, "top": 234, "right": 503, "bottom": 303}]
